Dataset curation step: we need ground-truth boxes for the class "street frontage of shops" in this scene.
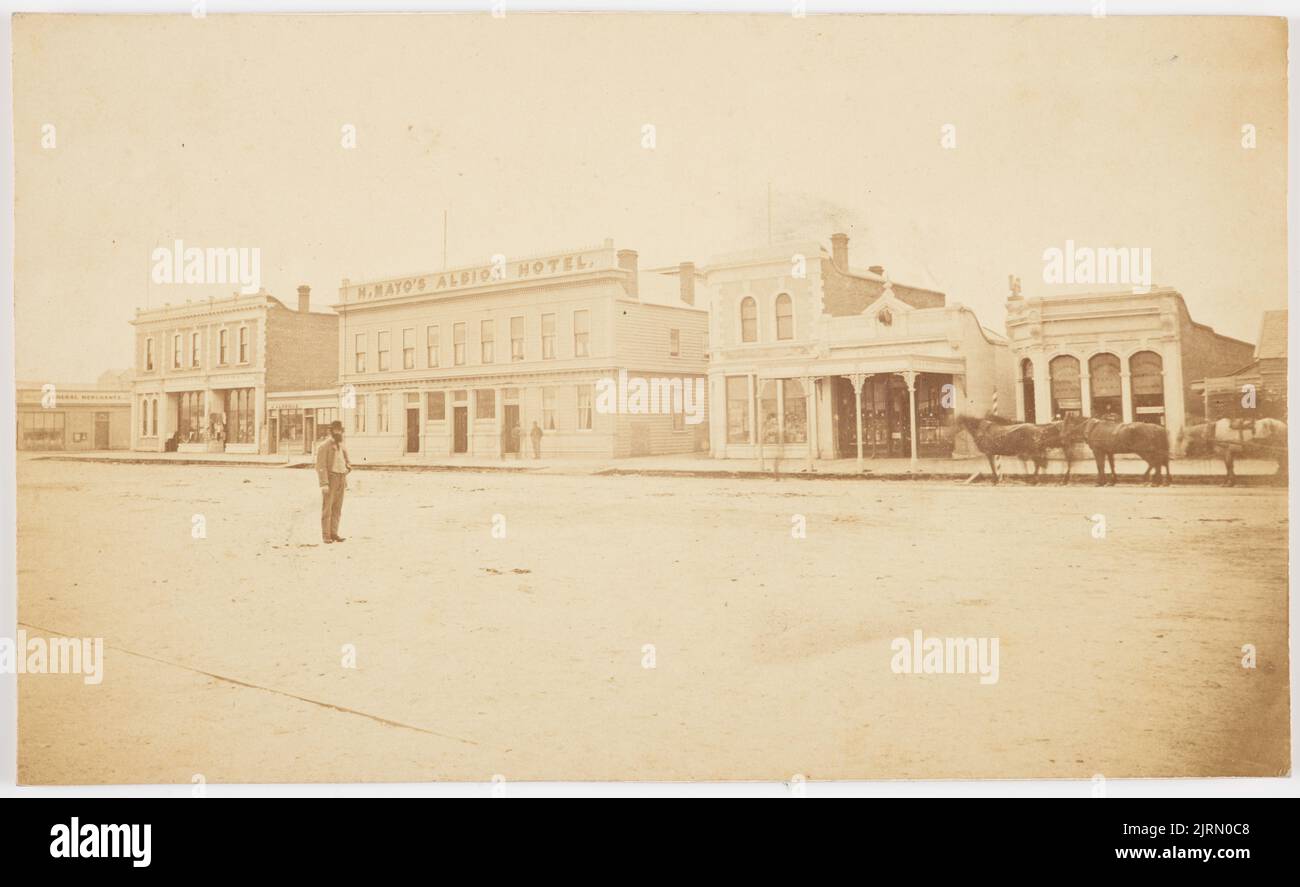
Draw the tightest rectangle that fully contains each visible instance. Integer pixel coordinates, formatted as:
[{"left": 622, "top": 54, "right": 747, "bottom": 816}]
[{"left": 118, "top": 232, "right": 1279, "bottom": 465}]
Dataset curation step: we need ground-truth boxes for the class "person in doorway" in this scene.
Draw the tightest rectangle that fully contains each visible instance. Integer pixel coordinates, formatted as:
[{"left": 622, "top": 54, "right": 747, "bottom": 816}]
[
  {"left": 510, "top": 422, "right": 523, "bottom": 459},
  {"left": 529, "top": 421, "right": 543, "bottom": 459},
  {"left": 315, "top": 420, "right": 351, "bottom": 543}
]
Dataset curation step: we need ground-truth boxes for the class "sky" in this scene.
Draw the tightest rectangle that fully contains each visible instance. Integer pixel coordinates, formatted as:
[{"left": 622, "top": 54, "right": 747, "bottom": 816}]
[{"left": 12, "top": 13, "right": 1288, "bottom": 381}]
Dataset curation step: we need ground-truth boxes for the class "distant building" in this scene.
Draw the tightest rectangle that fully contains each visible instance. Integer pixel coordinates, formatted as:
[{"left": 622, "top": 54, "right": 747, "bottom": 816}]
[
  {"left": 1005, "top": 288, "right": 1256, "bottom": 437},
  {"left": 680, "top": 232, "right": 1012, "bottom": 464},
  {"left": 16, "top": 375, "right": 131, "bottom": 451},
  {"left": 129, "top": 287, "right": 338, "bottom": 453},
  {"left": 333, "top": 240, "right": 708, "bottom": 461},
  {"left": 1191, "top": 309, "right": 1287, "bottom": 421}
]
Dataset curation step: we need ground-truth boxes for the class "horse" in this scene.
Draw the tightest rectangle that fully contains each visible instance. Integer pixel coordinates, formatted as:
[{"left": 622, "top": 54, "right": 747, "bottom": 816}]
[
  {"left": 956, "top": 414, "right": 1061, "bottom": 485},
  {"left": 1175, "top": 417, "right": 1287, "bottom": 486},
  {"left": 1061, "top": 414, "right": 1171, "bottom": 486}
]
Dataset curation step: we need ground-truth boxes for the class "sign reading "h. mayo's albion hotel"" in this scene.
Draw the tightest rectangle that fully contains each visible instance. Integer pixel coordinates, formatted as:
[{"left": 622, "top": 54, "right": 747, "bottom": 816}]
[{"left": 344, "top": 247, "right": 613, "bottom": 303}]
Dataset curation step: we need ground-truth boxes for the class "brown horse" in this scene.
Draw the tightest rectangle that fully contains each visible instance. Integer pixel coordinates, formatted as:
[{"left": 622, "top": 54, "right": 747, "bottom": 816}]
[
  {"left": 956, "top": 414, "right": 1062, "bottom": 485},
  {"left": 1176, "top": 417, "right": 1287, "bottom": 486},
  {"left": 1061, "top": 415, "right": 1171, "bottom": 486}
]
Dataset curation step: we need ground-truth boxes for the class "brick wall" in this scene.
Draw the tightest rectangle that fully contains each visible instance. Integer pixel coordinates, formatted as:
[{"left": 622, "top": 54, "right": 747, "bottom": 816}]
[
  {"left": 818, "top": 259, "right": 945, "bottom": 316},
  {"left": 265, "top": 305, "right": 339, "bottom": 392}
]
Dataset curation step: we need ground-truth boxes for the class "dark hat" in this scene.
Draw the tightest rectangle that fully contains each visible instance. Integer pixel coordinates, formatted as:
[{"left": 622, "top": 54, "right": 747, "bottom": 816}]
[{"left": 329, "top": 420, "right": 344, "bottom": 432}]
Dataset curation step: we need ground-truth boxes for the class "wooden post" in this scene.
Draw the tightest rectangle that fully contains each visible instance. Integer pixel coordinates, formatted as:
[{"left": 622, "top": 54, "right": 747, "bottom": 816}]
[{"left": 849, "top": 373, "right": 867, "bottom": 471}]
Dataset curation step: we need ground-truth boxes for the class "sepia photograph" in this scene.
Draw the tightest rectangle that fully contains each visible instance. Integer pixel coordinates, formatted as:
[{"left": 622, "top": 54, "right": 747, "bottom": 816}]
[{"left": 1, "top": 3, "right": 1294, "bottom": 815}]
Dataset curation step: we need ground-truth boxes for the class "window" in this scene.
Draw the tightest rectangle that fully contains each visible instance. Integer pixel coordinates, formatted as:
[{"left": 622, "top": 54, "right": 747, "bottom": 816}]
[
  {"left": 191, "top": 331, "right": 201, "bottom": 367},
  {"left": 453, "top": 323, "right": 466, "bottom": 365},
  {"left": 219, "top": 329, "right": 229, "bottom": 365},
  {"left": 140, "top": 399, "right": 149, "bottom": 435},
  {"left": 481, "top": 319, "right": 495, "bottom": 363},
  {"left": 1020, "top": 358, "right": 1036, "bottom": 424},
  {"left": 740, "top": 297, "right": 758, "bottom": 343},
  {"left": 760, "top": 380, "right": 780, "bottom": 443},
  {"left": 541, "top": 313, "right": 556, "bottom": 359},
  {"left": 1049, "top": 355, "right": 1082, "bottom": 419},
  {"left": 726, "top": 375, "right": 751, "bottom": 443},
  {"left": 224, "top": 388, "right": 255, "bottom": 444},
  {"left": 151, "top": 398, "right": 157, "bottom": 436},
  {"left": 426, "top": 391, "right": 445, "bottom": 421},
  {"left": 19, "top": 411, "right": 65, "bottom": 450},
  {"left": 355, "top": 333, "right": 366, "bottom": 373},
  {"left": 511, "top": 316, "right": 524, "bottom": 361},
  {"left": 353, "top": 394, "right": 366, "bottom": 432},
  {"left": 775, "top": 294, "right": 794, "bottom": 340},
  {"left": 238, "top": 326, "right": 248, "bottom": 363},
  {"left": 782, "top": 379, "right": 807, "bottom": 443},
  {"left": 177, "top": 391, "right": 204, "bottom": 442},
  {"left": 173, "top": 334, "right": 182, "bottom": 368},
  {"left": 1089, "top": 353, "right": 1122, "bottom": 420},
  {"left": 542, "top": 387, "right": 557, "bottom": 430},
  {"left": 573, "top": 310, "right": 590, "bottom": 357},
  {"left": 1130, "top": 351, "right": 1165, "bottom": 425},
  {"left": 669, "top": 328, "right": 680, "bottom": 357},
  {"left": 402, "top": 328, "right": 415, "bottom": 369},
  {"left": 377, "top": 331, "right": 390, "bottom": 372},
  {"left": 476, "top": 389, "right": 495, "bottom": 420},
  {"left": 426, "top": 325, "right": 439, "bottom": 367},
  {"left": 145, "top": 338, "right": 154, "bottom": 371},
  {"left": 577, "top": 385, "right": 593, "bottom": 430},
  {"left": 377, "top": 393, "right": 390, "bottom": 432}
]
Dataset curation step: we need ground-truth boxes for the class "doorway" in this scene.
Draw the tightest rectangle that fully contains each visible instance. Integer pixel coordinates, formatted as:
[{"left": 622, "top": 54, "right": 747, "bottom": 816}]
[
  {"left": 406, "top": 408, "right": 420, "bottom": 453},
  {"left": 94, "top": 412, "right": 110, "bottom": 449},
  {"left": 502, "top": 404, "right": 520, "bottom": 454},
  {"left": 453, "top": 406, "right": 468, "bottom": 453}
]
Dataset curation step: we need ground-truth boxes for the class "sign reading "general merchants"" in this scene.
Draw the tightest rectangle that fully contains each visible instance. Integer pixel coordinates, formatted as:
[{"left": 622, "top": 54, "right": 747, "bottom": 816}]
[{"left": 347, "top": 249, "right": 609, "bottom": 302}]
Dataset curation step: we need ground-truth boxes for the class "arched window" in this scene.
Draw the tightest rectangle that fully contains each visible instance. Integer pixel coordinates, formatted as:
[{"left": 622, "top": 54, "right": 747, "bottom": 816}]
[
  {"left": 1088, "top": 353, "right": 1122, "bottom": 420},
  {"left": 1049, "top": 355, "right": 1082, "bottom": 419},
  {"left": 1129, "top": 351, "right": 1164, "bottom": 425},
  {"left": 1020, "top": 359, "right": 1036, "bottom": 424},
  {"left": 775, "top": 294, "right": 793, "bottom": 340},
  {"left": 740, "top": 297, "right": 758, "bottom": 343}
]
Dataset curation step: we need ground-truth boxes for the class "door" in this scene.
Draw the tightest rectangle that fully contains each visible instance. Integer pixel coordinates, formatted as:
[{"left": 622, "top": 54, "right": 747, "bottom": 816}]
[
  {"left": 268, "top": 418, "right": 278, "bottom": 454},
  {"left": 453, "top": 406, "right": 468, "bottom": 453},
  {"left": 94, "top": 412, "right": 110, "bottom": 449},
  {"left": 304, "top": 415, "right": 315, "bottom": 454},
  {"left": 406, "top": 408, "right": 420, "bottom": 453},
  {"left": 503, "top": 404, "right": 520, "bottom": 454}
]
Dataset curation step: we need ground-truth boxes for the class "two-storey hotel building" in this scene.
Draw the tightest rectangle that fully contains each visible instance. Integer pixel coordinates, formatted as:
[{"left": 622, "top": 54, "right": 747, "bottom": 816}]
[{"left": 334, "top": 241, "right": 708, "bottom": 461}]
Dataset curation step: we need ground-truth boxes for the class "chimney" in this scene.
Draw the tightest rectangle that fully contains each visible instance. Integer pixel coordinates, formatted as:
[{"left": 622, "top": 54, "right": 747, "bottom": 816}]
[
  {"left": 868, "top": 265, "right": 884, "bottom": 276},
  {"left": 830, "top": 233, "right": 849, "bottom": 270},
  {"left": 617, "top": 249, "right": 639, "bottom": 298},
  {"left": 678, "top": 262, "right": 696, "bottom": 306},
  {"left": 297, "top": 284, "right": 311, "bottom": 313}
]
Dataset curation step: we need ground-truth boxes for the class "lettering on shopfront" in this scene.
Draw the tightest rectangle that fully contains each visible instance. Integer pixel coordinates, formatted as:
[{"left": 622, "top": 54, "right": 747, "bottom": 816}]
[{"left": 350, "top": 252, "right": 598, "bottom": 302}]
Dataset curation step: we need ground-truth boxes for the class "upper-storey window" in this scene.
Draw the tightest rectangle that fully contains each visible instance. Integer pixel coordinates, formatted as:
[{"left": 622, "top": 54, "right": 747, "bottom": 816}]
[
  {"left": 740, "top": 296, "right": 758, "bottom": 343},
  {"left": 573, "top": 310, "right": 590, "bottom": 357},
  {"left": 541, "top": 313, "right": 556, "bottom": 359},
  {"left": 402, "top": 328, "right": 415, "bottom": 369},
  {"left": 145, "top": 337, "right": 154, "bottom": 371},
  {"left": 775, "top": 293, "right": 793, "bottom": 341}
]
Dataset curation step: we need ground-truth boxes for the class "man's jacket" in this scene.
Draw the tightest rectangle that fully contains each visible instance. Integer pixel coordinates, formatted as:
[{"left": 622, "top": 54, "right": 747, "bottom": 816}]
[{"left": 315, "top": 437, "right": 352, "bottom": 487}]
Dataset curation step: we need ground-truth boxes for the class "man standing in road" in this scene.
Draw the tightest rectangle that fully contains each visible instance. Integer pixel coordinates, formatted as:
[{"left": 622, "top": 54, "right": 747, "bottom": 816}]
[{"left": 315, "top": 420, "right": 351, "bottom": 544}]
